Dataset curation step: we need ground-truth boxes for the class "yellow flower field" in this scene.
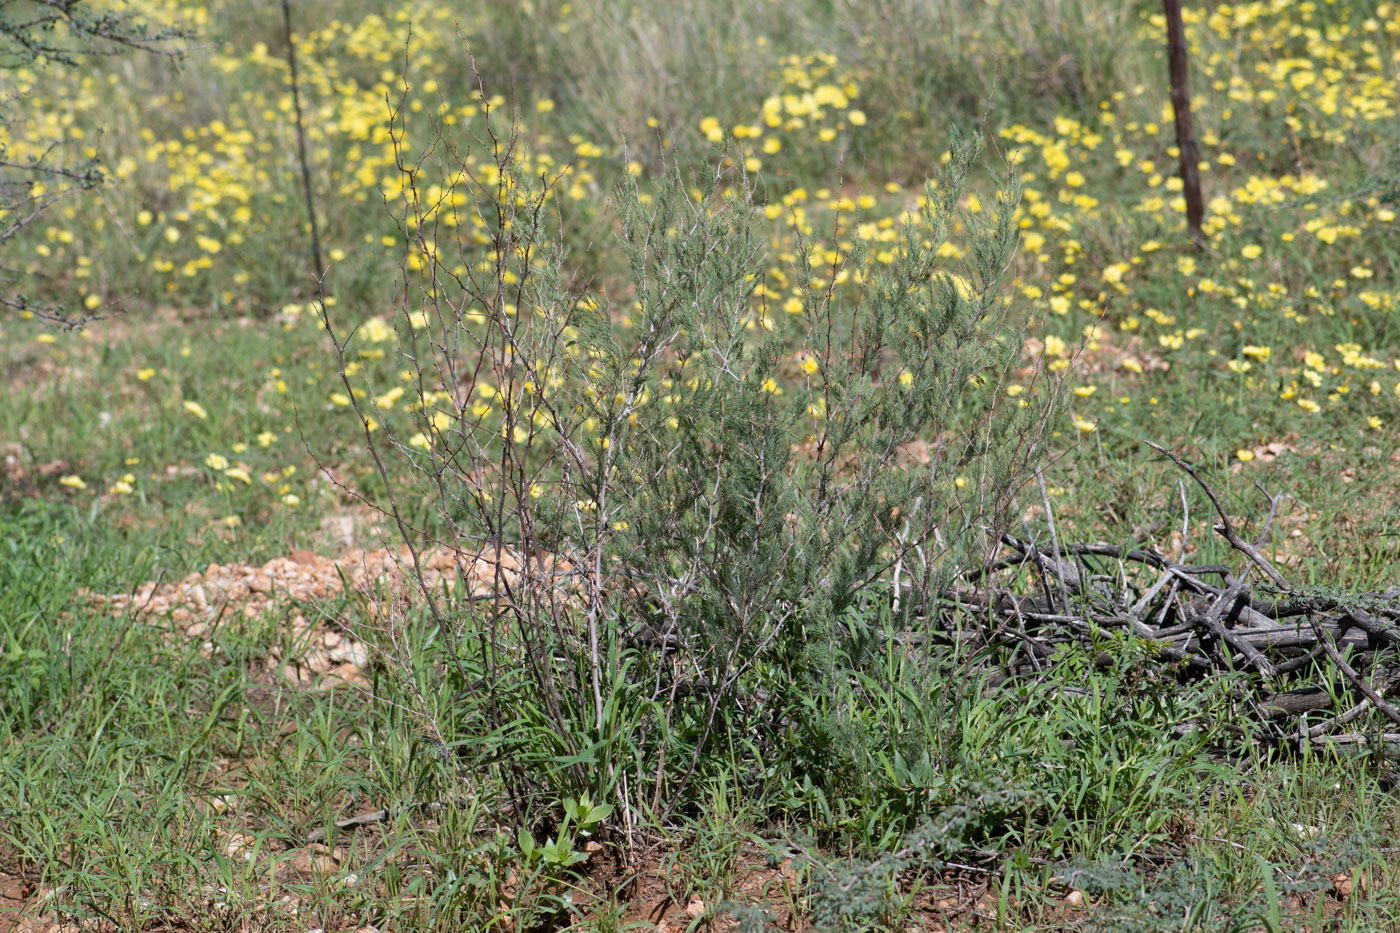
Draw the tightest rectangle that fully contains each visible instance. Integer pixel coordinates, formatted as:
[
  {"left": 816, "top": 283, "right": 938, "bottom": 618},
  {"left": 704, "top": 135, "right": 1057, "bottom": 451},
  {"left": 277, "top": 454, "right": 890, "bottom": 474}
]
[{"left": 6, "top": 2, "right": 1400, "bottom": 928}]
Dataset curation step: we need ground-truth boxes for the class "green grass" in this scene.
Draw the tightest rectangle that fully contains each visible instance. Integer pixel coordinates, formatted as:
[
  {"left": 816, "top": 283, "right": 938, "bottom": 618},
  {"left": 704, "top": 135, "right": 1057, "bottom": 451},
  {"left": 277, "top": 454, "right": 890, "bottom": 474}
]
[
  {"left": 0, "top": 504, "right": 546, "bottom": 930},
  {"left": 6, "top": 506, "right": 1400, "bottom": 930},
  {"left": 4, "top": 499, "right": 1399, "bottom": 929}
]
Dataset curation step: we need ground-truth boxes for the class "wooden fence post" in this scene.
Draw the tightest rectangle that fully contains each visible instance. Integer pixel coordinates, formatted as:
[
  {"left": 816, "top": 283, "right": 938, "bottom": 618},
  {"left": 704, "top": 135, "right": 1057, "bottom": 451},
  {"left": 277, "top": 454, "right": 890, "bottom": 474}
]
[
  {"left": 281, "top": 0, "right": 325, "bottom": 278},
  {"left": 1163, "top": 0, "right": 1205, "bottom": 246}
]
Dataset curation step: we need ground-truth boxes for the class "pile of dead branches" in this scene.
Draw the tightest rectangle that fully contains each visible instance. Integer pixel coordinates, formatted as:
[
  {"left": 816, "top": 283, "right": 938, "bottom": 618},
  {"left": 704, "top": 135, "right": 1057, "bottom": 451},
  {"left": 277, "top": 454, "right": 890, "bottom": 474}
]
[{"left": 949, "top": 442, "right": 1400, "bottom": 757}]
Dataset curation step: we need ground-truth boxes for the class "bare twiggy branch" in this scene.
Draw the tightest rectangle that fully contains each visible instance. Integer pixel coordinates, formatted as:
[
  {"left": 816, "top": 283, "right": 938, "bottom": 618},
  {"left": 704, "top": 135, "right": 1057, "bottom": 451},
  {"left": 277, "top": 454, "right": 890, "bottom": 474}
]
[
  {"left": 1306, "top": 612, "right": 1400, "bottom": 728},
  {"left": 1144, "top": 440, "right": 1293, "bottom": 591}
]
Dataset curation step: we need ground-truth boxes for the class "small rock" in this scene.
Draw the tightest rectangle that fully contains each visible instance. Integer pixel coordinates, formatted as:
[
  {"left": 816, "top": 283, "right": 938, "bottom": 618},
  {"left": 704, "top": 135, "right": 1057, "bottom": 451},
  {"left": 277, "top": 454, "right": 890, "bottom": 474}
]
[
  {"left": 248, "top": 573, "right": 273, "bottom": 594},
  {"left": 303, "top": 648, "right": 333, "bottom": 673},
  {"left": 424, "top": 548, "right": 455, "bottom": 572},
  {"left": 322, "top": 515, "right": 356, "bottom": 549},
  {"left": 1332, "top": 871, "right": 1353, "bottom": 898},
  {"left": 1064, "top": 889, "right": 1085, "bottom": 907},
  {"left": 685, "top": 896, "right": 705, "bottom": 919},
  {"left": 289, "top": 850, "right": 336, "bottom": 876},
  {"left": 331, "top": 663, "right": 368, "bottom": 686},
  {"left": 224, "top": 832, "right": 256, "bottom": 861},
  {"left": 283, "top": 665, "right": 314, "bottom": 687},
  {"left": 16, "top": 918, "right": 60, "bottom": 933},
  {"left": 329, "top": 642, "right": 368, "bottom": 667}
]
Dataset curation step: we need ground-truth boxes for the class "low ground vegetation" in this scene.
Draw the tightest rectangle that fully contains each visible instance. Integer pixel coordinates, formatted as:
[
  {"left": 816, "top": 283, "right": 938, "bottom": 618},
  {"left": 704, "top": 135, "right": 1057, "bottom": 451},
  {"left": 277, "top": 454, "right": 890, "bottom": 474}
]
[{"left": 5, "top": 0, "right": 1400, "bottom": 930}]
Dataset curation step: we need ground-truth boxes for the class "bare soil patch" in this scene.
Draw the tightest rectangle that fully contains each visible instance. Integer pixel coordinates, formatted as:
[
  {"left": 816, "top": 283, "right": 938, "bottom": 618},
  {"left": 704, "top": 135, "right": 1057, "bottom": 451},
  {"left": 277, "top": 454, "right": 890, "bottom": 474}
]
[{"left": 88, "top": 542, "right": 526, "bottom": 687}]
